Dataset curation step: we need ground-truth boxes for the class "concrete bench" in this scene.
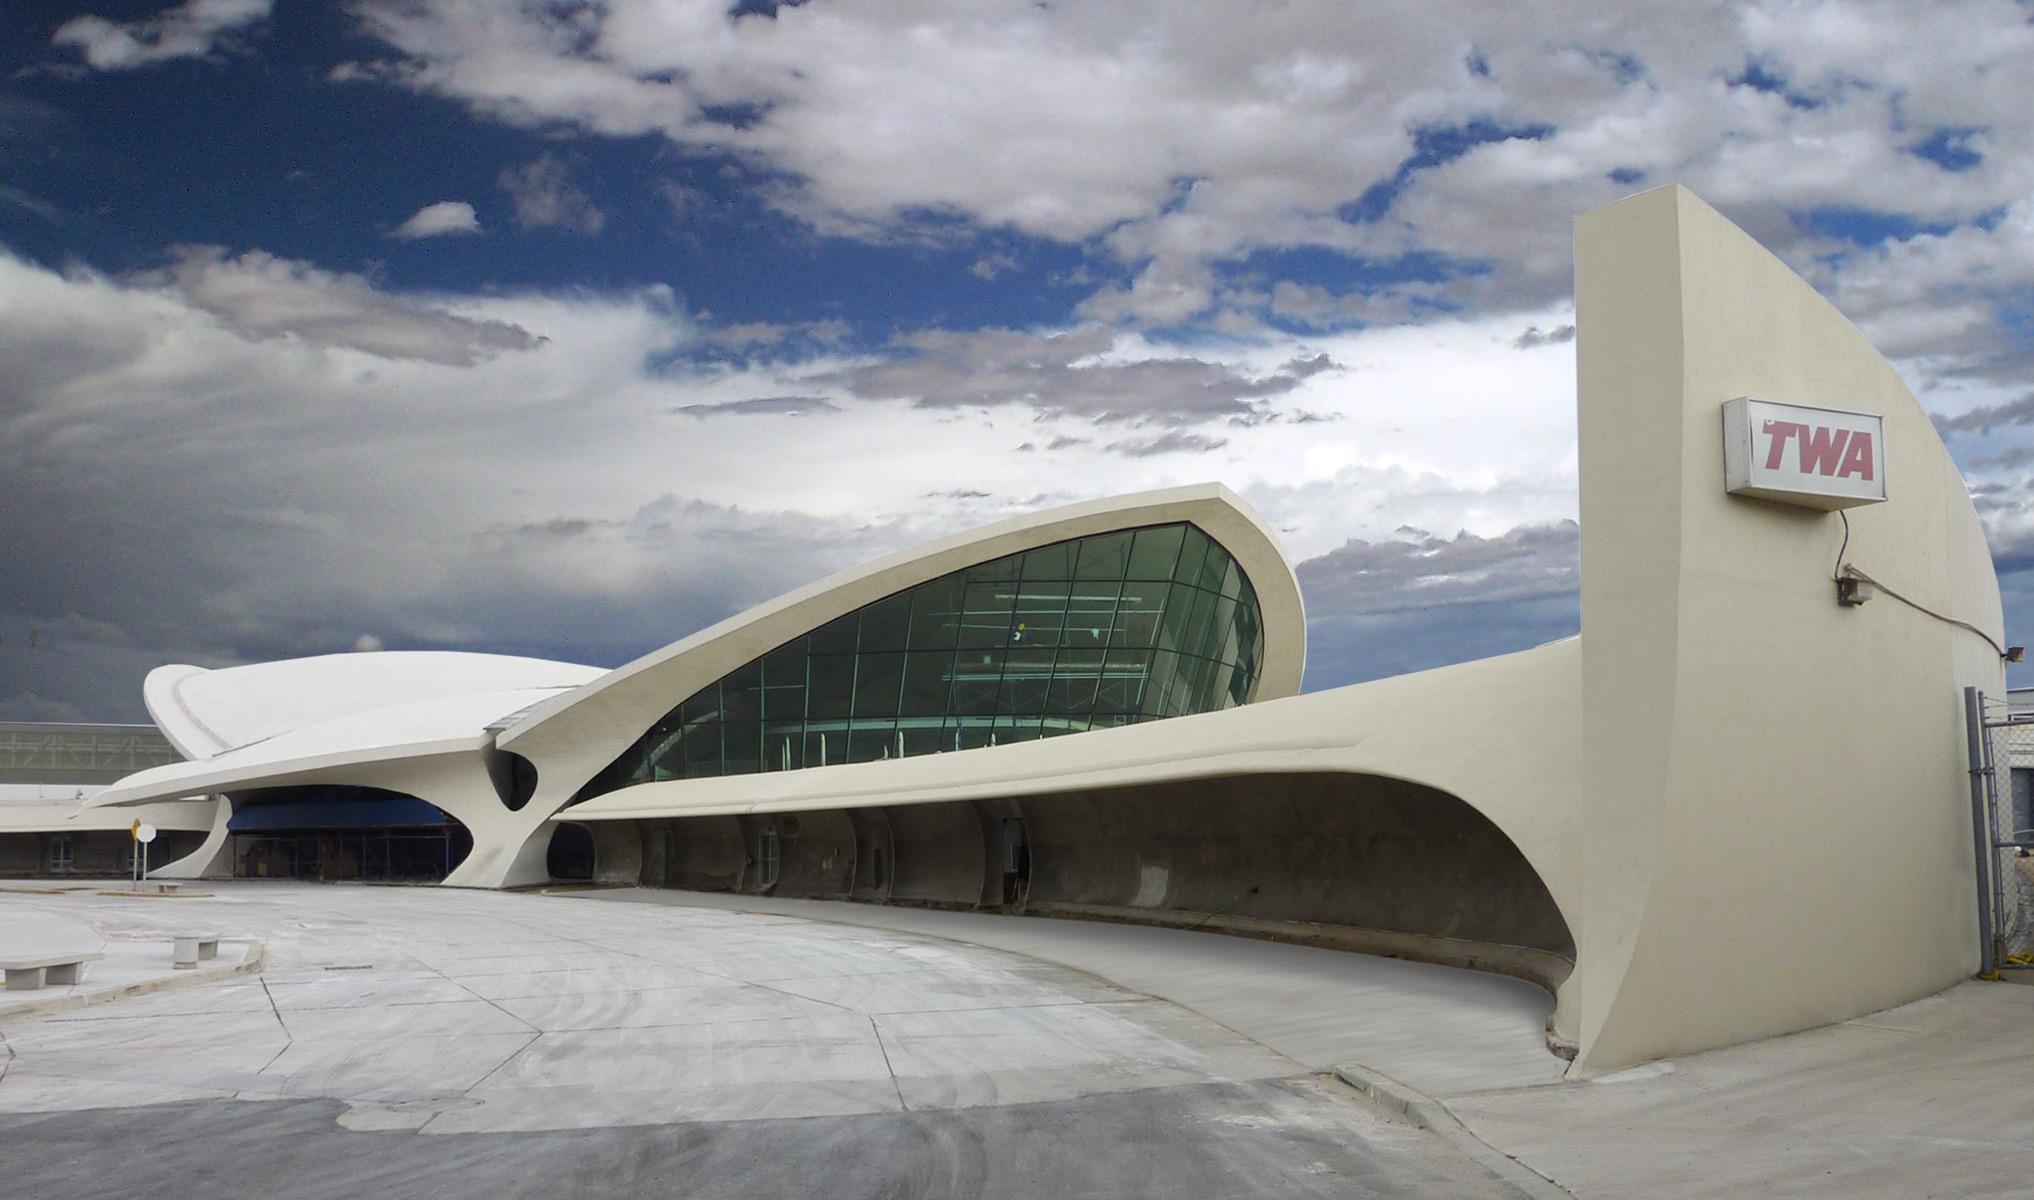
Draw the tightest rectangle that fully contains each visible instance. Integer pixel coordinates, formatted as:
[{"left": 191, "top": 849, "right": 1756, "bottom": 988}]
[
  {"left": 2, "top": 952, "right": 105, "bottom": 991},
  {"left": 173, "top": 935, "right": 221, "bottom": 969}
]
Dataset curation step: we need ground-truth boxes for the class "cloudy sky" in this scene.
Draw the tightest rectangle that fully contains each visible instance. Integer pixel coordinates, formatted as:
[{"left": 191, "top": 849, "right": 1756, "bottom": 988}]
[{"left": 3, "top": 0, "right": 2033, "bottom": 722}]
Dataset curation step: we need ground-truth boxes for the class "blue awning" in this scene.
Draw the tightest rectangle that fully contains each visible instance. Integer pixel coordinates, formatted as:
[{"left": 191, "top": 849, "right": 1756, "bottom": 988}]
[{"left": 228, "top": 798, "right": 449, "bottom": 830}]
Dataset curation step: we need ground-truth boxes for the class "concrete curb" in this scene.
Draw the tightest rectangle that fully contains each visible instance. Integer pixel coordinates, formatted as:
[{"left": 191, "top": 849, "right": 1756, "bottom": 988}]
[
  {"left": 0, "top": 940, "right": 265, "bottom": 1024},
  {"left": 1333, "top": 1064, "right": 1573, "bottom": 1200}
]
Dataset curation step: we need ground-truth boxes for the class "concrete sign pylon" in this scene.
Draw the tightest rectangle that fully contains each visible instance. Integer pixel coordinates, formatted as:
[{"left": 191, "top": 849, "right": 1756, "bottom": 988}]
[{"left": 1566, "top": 185, "right": 2003, "bottom": 1074}]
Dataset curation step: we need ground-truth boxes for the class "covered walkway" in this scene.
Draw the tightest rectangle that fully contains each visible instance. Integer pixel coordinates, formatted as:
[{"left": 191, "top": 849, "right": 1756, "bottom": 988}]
[{"left": 589, "top": 887, "right": 1567, "bottom": 1096}]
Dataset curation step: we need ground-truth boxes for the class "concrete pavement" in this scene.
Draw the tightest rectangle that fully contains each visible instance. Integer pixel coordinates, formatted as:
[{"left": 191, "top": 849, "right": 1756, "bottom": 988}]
[
  {"left": 586, "top": 888, "right": 2034, "bottom": 1199},
  {"left": 0, "top": 882, "right": 1528, "bottom": 1199},
  {"left": 7, "top": 881, "right": 2033, "bottom": 1198},
  {"left": 0, "top": 902, "right": 259, "bottom": 1023},
  {"left": 1446, "top": 979, "right": 2034, "bottom": 1199},
  {"left": 585, "top": 887, "right": 1568, "bottom": 1095}
]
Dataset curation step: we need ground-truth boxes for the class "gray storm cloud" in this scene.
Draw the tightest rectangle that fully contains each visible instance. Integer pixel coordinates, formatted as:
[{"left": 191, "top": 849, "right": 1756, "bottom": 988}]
[
  {"left": 675, "top": 395, "right": 843, "bottom": 418},
  {"left": 0, "top": 240, "right": 1598, "bottom": 720},
  {"left": 818, "top": 326, "right": 1338, "bottom": 426},
  {"left": 1295, "top": 521, "right": 1583, "bottom": 689},
  {"left": 141, "top": 247, "right": 540, "bottom": 366}
]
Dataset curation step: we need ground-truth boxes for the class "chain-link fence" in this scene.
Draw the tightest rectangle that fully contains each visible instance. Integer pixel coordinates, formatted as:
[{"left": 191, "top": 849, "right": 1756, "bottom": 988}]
[{"left": 1974, "top": 691, "right": 2034, "bottom": 967}]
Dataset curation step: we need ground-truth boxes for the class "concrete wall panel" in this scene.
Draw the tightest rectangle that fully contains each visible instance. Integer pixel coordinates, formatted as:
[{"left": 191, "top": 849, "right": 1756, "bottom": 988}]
[
  {"left": 640, "top": 771, "right": 1572, "bottom": 994},
  {"left": 1020, "top": 773, "right": 1572, "bottom": 957},
  {"left": 886, "top": 801, "right": 987, "bottom": 905},
  {"left": 588, "top": 820, "right": 642, "bottom": 885},
  {"left": 848, "top": 808, "right": 893, "bottom": 901},
  {"left": 0, "top": 834, "right": 37, "bottom": 875},
  {"left": 773, "top": 809, "right": 856, "bottom": 898},
  {"left": 659, "top": 815, "right": 744, "bottom": 891}
]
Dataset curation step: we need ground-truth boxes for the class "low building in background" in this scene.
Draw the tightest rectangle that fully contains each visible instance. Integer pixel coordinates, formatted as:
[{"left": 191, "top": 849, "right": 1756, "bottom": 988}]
[{"left": 0, "top": 721, "right": 212, "bottom": 877}]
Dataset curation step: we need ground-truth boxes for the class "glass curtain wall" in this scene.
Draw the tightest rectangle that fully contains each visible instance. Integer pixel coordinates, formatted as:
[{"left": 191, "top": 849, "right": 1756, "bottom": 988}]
[{"left": 577, "top": 522, "right": 1265, "bottom": 798}]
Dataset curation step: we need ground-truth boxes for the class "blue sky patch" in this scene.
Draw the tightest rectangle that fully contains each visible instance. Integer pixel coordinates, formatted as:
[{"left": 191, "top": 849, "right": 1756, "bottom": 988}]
[
  {"left": 1795, "top": 206, "right": 1958, "bottom": 247},
  {"left": 1340, "top": 119, "right": 1556, "bottom": 224},
  {"left": 0, "top": 4, "right": 1110, "bottom": 351},
  {"left": 1729, "top": 58, "right": 1821, "bottom": 109},
  {"left": 1236, "top": 245, "right": 1482, "bottom": 292},
  {"left": 1911, "top": 127, "right": 1985, "bottom": 172}
]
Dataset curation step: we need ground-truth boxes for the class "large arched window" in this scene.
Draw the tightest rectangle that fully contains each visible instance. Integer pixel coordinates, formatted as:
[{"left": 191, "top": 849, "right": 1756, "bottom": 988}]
[{"left": 578, "top": 522, "right": 1264, "bottom": 798}]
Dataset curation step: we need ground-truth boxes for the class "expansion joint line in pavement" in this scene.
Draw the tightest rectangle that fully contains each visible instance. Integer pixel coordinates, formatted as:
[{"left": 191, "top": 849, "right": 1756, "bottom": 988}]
[
  {"left": 419, "top": 956, "right": 543, "bottom": 1037},
  {"left": 395, "top": 936, "right": 545, "bottom": 1128},
  {"left": 430, "top": 1031, "right": 542, "bottom": 1133},
  {"left": 1331, "top": 1065, "right": 1573, "bottom": 1200},
  {"left": 869, "top": 1015, "right": 909, "bottom": 1112},
  {"left": 254, "top": 978, "right": 294, "bottom": 1078}
]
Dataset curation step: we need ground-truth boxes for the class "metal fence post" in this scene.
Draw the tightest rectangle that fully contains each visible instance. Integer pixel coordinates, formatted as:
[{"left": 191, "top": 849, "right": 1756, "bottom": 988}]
[{"left": 1965, "top": 686, "right": 1998, "bottom": 977}]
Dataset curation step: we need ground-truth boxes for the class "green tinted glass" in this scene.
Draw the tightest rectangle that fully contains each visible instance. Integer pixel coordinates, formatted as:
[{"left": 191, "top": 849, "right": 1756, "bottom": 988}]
[{"left": 578, "top": 522, "right": 1266, "bottom": 799}]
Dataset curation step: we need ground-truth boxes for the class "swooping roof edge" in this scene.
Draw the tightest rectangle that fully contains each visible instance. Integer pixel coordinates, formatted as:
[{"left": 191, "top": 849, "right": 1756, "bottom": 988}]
[{"left": 496, "top": 483, "right": 1304, "bottom": 805}]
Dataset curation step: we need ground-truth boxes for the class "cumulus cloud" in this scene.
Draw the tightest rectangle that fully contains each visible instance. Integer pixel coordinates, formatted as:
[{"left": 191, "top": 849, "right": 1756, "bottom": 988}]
[
  {"left": 701, "top": 319, "right": 851, "bottom": 352},
  {"left": 1296, "top": 521, "right": 1582, "bottom": 688},
  {"left": 53, "top": 0, "right": 271, "bottom": 70},
  {"left": 1513, "top": 324, "right": 1575, "bottom": 350},
  {"left": 336, "top": 0, "right": 2034, "bottom": 352},
  {"left": 817, "top": 326, "right": 1338, "bottom": 426},
  {"left": 0, "top": 244, "right": 1601, "bottom": 716},
  {"left": 391, "top": 200, "right": 482, "bottom": 240},
  {"left": 27, "top": 2, "right": 2034, "bottom": 704},
  {"left": 1814, "top": 195, "right": 2034, "bottom": 378},
  {"left": 1105, "top": 430, "right": 1229, "bottom": 457},
  {"left": 136, "top": 246, "right": 538, "bottom": 364},
  {"left": 498, "top": 155, "right": 606, "bottom": 235},
  {"left": 674, "top": 395, "right": 840, "bottom": 417},
  {"left": 1299, "top": 522, "right": 1581, "bottom": 615},
  {"left": 1937, "top": 390, "right": 2034, "bottom": 436}
]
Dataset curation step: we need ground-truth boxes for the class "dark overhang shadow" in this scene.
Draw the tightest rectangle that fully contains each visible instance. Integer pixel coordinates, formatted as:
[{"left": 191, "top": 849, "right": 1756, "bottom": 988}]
[{"left": 637, "top": 769, "right": 1574, "bottom": 994}]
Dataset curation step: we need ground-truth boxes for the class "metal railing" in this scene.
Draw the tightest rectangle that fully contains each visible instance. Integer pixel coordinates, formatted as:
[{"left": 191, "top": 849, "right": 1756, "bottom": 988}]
[{"left": 1964, "top": 688, "right": 2034, "bottom": 975}]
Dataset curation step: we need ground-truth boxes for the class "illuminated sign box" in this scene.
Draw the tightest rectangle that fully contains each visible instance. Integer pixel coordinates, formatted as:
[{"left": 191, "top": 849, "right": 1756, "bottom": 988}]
[{"left": 1722, "top": 397, "right": 1887, "bottom": 510}]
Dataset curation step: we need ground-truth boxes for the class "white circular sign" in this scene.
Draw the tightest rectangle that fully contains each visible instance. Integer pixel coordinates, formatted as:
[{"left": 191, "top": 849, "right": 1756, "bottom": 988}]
[{"left": 135, "top": 823, "right": 157, "bottom": 844}]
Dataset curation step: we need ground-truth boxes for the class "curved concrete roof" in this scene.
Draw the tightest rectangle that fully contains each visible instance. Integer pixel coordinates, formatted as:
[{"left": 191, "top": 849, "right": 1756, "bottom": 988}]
[
  {"left": 498, "top": 483, "right": 1304, "bottom": 806},
  {"left": 0, "top": 796, "right": 216, "bottom": 833},
  {"left": 144, "top": 651, "right": 603, "bottom": 761},
  {"left": 86, "top": 685, "right": 581, "bottom": 809}
]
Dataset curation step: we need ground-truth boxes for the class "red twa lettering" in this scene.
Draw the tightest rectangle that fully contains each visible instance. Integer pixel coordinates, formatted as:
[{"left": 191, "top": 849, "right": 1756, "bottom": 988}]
[
  {"left": 1762, "top": 420, "right": 1805, "bottom": 469},
  {"left": 1798, "top": 426, "right": 1850, "bottom": 475},
  {"left": 1837, "top": 431, "right": 1874, "bottom": 480}
]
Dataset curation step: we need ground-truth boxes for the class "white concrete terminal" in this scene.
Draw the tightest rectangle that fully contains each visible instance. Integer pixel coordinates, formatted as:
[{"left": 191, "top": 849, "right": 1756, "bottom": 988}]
[{"left": 80, "top": 189, "right": 2015, "bottom": 1085}]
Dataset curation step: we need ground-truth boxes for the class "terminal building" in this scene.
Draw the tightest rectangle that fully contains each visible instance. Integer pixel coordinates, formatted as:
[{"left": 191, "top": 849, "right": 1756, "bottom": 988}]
[
  {"left": 50, "top": 187, "right": 2015, "bottom": 1077},
  {"left": 0, "top": 721, "right": 202, "bottom": 877}
]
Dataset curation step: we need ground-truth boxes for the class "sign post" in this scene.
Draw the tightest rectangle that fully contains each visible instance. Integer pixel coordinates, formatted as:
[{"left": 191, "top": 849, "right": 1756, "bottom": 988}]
[{"left": 131, "top": 820, "right": 156, "bottom": 889}]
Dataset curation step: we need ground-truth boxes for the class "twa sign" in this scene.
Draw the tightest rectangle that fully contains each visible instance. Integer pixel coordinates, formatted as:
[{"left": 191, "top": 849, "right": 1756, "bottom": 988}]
[{"left": 1723, "top": 397, "right": 1887, "bottom": 510}]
